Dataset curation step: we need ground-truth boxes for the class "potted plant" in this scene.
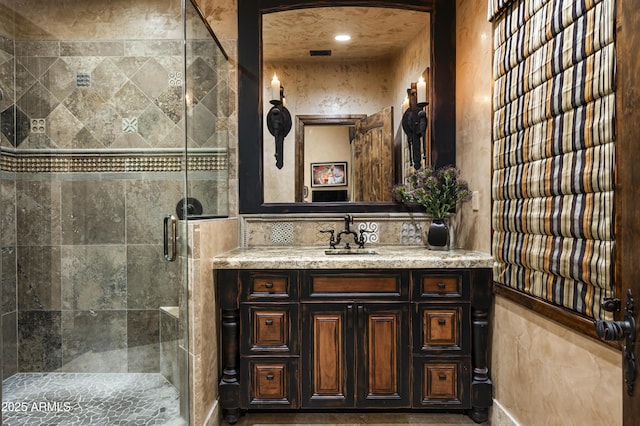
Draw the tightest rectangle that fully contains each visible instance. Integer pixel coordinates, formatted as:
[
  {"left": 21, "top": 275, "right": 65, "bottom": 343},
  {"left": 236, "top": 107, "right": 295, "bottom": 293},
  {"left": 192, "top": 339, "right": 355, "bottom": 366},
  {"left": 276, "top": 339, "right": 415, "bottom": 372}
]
[{"left": 392, "top": 165, "right": 472, "bottom": 249}]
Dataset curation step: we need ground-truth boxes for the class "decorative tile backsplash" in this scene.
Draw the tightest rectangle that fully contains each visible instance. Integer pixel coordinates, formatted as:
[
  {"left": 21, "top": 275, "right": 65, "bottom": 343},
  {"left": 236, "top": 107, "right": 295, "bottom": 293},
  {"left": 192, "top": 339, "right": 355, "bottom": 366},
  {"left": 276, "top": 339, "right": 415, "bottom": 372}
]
[{"left": 244, "top": 215, "right": 431, "bottom": 247}]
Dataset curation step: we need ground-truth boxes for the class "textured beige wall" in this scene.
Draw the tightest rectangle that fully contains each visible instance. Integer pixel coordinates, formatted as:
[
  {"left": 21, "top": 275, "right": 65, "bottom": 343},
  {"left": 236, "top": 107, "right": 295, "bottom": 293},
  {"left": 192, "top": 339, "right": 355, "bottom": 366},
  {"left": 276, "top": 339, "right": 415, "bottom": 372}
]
[
  {"left": 492, "top": 297, "right": 622, "bottom": 426},
  {"left": 455, "top": 0, "right": 492, "bottom": 253},
  {"left": 454, "top": 1, "right": 624, "bottom": 425}
]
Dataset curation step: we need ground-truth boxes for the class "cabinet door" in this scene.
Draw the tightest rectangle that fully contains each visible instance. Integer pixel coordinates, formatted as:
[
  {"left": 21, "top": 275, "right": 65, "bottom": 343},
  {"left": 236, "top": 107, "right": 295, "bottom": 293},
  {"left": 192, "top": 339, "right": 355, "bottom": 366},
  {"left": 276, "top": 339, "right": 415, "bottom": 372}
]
[
  {"left": 357, "top": 303, "right": 410, "bottom": 407},
  {"left": 302, "top": 303, "right": 354, "bottom": 408}
]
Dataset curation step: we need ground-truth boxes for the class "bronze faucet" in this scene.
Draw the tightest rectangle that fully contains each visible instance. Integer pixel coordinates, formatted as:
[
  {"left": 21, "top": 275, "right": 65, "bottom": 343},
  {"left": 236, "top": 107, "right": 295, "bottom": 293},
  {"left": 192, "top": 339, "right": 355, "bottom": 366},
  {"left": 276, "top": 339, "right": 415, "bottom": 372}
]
[{"left": 320, "top": 214, "right": 368, "bottom": 249}]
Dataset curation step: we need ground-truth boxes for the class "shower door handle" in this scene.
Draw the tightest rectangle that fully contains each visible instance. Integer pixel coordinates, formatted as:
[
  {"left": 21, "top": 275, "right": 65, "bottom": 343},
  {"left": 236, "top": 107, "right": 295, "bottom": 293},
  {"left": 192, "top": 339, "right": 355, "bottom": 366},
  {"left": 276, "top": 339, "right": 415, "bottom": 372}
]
[{"left": 164, "top": 214, "right": 177, "bottom": 262}]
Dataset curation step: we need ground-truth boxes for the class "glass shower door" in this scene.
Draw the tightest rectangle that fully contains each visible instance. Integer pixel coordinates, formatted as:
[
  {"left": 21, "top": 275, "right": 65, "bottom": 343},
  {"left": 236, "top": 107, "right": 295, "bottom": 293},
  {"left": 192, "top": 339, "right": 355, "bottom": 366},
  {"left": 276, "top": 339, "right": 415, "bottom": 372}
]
[{"left": 0, "top": 0, "right": 229, "bottom": 424}]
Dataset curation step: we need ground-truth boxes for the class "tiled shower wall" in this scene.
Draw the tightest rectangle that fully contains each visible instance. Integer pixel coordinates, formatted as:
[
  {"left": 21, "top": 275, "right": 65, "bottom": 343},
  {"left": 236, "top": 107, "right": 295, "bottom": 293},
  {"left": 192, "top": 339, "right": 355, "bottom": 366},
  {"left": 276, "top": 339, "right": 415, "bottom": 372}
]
[{"left": 0, "top": 33, "right": 230, "bottom": 375}]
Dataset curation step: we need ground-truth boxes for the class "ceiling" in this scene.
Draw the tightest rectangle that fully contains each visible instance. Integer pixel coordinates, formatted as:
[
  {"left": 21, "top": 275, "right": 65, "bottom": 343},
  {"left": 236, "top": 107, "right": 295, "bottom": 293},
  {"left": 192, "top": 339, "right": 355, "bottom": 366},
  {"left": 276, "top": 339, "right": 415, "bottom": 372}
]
[{"left": 262, "top": 7, "right": 430, "bottom": 63}]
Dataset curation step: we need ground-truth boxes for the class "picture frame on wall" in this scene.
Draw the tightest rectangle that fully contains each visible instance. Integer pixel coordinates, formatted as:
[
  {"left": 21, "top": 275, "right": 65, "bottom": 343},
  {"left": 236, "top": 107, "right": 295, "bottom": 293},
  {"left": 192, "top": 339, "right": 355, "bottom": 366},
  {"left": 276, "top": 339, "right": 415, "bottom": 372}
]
[{"left": 311, "top": 162, "right": 347, "bottom": 187}]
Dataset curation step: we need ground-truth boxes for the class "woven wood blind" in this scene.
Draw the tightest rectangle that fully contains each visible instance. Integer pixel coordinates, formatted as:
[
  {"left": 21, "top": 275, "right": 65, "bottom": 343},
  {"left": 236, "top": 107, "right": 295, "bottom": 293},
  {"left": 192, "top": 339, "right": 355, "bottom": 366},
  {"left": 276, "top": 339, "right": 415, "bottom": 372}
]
[{"left": 490, "top": 0, "right": 615, "bottom": 320}]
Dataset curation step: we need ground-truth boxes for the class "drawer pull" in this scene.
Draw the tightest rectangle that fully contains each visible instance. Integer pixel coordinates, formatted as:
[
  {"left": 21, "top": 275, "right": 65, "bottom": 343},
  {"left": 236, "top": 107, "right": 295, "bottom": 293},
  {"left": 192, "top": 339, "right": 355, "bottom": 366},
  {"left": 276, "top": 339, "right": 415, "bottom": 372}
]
[
  {"left": 265, "top": 320, "right": 273, "bottom": 325},
  {"left": 438, "top": 374, "right": 447, "bottom": 380},
  {"left": 266, "top": 374, "right": 274, "bottom": 380},
  {"left": 265, "top": 282, "right": 274, "bottom": 289},
  {"left": 437, "top": 282, "right": 446, "bottom": 289},
  {"left": 438, "top": 319, "right": 447, "bottom": 325}
]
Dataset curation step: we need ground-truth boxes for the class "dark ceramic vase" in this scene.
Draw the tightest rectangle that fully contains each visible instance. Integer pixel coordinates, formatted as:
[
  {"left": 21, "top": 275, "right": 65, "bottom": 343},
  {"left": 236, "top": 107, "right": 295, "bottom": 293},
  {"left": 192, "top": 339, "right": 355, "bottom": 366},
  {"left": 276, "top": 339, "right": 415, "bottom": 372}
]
[{"left": 427, "top": 218, "right": 449, "bottom": 249}]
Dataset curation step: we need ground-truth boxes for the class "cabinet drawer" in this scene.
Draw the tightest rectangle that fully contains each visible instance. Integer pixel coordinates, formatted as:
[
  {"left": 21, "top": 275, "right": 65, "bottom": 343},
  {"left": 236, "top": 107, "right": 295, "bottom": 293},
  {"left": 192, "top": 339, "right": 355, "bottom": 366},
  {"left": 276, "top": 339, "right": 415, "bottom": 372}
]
[
  {"left": 241, "top": 304, "right": 299, "bottom": 354},
  {"left": 303, "top": 270, "right": 408, "bottom": 300},
  {"left": 241, "top": 358, "right": 299, "bottom": 409},
  {"left": 413, "top": 358, "right": 470, "bottom": 408},
  {"left": 241, "top": 271, "right": 298, "bottom": 301},
  {"left": 413, "top": 304, "right": 469, "bottom": 353},
  {"left": 412, "top": 271, "right": 467, "bottom": 300}
]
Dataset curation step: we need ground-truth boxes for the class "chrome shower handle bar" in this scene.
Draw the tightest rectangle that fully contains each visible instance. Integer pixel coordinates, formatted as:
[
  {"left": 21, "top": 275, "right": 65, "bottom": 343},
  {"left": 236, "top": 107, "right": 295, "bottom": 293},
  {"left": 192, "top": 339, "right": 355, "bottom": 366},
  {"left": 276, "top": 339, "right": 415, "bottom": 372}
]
[{"left": 163, "top": 214, "right": 177, "bottom": 262}]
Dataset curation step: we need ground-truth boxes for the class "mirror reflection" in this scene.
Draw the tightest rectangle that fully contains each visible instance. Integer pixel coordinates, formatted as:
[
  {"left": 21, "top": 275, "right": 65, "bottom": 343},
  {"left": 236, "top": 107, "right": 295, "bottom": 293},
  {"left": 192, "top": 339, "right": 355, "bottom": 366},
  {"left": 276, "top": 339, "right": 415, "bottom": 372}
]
[{"left": 262, "top": 7, "right": 431, "bottom": 203}]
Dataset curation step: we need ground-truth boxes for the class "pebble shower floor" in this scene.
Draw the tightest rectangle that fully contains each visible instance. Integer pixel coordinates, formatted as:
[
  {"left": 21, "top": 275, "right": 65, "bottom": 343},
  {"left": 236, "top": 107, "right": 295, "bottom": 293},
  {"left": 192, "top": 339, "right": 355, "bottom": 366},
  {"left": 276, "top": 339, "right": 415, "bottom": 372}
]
[{"left": 2, "top": 373, "right": 185, "bottom": 425}]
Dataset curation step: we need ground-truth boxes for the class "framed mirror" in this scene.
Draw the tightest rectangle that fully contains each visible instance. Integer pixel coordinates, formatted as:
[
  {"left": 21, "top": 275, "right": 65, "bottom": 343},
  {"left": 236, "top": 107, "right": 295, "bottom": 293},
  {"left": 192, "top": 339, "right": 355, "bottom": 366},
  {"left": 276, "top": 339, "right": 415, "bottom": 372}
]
[{"left": 238, "top": 0, "right": 455, "bottom": 214}]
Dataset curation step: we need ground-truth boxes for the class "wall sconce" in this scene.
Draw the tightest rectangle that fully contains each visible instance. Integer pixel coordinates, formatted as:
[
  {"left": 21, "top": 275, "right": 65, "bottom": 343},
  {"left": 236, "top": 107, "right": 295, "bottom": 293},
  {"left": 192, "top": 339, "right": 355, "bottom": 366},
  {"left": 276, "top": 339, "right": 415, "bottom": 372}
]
[
  {"left": 401, "top": 73, "right": 429, "bottom": 170},
  {"left": 267, "top": 73, "right": 292, "bottom": 169}
]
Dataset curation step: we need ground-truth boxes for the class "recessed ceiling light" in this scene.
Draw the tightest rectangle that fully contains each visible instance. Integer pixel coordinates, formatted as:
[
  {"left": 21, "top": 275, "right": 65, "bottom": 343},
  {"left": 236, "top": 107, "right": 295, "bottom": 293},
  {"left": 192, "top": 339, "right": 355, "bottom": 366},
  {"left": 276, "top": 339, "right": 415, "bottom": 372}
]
[{"left": 335, "top": 34, "right": 351, "bottom": 42}]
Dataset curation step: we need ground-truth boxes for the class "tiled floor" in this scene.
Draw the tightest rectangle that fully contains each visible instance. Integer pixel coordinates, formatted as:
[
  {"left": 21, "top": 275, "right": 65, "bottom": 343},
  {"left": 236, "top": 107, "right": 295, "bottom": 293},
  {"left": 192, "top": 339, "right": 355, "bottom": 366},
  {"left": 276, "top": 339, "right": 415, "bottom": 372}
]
[
  {"left": 2, "top": 372, "right": 185, "bottom": 425},
  {"left": 222, "top": 412, "right": 481, "bottom": 425}
]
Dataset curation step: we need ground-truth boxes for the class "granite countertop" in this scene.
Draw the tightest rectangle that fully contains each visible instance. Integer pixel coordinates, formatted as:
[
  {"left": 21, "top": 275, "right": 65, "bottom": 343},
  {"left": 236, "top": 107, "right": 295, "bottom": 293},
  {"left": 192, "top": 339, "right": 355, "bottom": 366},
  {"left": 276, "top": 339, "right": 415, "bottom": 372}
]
[{"left": 212, "top": 246, "right": 494, "bottom": 270}]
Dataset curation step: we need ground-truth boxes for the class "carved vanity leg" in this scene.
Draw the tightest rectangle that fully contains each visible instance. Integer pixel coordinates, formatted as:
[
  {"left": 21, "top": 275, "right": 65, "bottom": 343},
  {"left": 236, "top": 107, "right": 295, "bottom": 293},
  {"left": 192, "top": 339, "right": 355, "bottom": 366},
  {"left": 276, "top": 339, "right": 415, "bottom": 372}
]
[
  {"left": 470, "top": 307, "right": 492, "bottom": 423},
  {"left": 469, "top": 269, "right": 493, "bottom": 423},
  {"left": 220, "top": 308, "right": 241, "bottom": 424}
]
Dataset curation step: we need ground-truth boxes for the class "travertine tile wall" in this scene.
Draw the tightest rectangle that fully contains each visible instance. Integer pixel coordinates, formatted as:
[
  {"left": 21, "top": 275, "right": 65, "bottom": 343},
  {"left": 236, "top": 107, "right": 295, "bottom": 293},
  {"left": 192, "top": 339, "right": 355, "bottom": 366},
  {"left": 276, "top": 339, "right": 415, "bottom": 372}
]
[{"left": 0, "top": 8, "right": 230, "bottom": 381}]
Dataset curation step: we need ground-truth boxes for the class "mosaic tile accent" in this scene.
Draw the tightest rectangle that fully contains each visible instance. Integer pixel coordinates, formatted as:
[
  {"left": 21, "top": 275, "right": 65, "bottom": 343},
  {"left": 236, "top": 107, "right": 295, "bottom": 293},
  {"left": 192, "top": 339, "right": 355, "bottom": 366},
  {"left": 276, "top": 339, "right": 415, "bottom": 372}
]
[
  {"left": 357, "top": 221, "right": 379, "bottom": 243},
  {"left": 30, "top": 119, "right": 45, "bottom": 134},
  {"left": 2, "top": 373, "right": 185, "bottom": 425},
  {"left": 75, "top": 72, "right": 90, "bottom": 87},
  {"left": 0, "top": 150, "right": 227, "bottom": 173},
  {"left": 122, "top": 117, "right": 138, "bottom": 133},
  {"left": 271, "top": 222, "right": 294, "bottom": 245},
  {"left": 168, "top": 71, "right": 183, "bottom": 87},
  {"left": 401, "top": 222, "right": 424, "bottom": 245}
]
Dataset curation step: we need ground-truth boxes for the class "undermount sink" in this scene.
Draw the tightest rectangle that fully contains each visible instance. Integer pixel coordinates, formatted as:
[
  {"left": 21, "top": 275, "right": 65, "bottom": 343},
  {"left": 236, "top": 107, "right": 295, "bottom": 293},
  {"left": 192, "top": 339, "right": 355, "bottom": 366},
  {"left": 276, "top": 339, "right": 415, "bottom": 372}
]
[{"left": 324, "top": 248, "right": 378, "bottom": 255}]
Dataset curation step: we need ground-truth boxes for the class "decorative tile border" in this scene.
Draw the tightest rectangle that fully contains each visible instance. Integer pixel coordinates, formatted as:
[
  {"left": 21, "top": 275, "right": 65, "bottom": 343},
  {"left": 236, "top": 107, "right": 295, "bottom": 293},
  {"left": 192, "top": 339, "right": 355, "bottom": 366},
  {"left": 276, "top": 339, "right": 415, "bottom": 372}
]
[{"left": 0, "top": 149, "right": 227, "bottom": 173}]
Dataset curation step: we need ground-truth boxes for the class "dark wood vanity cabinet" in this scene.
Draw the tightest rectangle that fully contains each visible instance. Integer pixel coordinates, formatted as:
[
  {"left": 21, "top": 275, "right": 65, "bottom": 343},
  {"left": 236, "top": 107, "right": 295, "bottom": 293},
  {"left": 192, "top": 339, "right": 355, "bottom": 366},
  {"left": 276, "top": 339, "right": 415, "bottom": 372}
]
[{"left": 217, "top": 268, "right": 492, "bottom": 424}]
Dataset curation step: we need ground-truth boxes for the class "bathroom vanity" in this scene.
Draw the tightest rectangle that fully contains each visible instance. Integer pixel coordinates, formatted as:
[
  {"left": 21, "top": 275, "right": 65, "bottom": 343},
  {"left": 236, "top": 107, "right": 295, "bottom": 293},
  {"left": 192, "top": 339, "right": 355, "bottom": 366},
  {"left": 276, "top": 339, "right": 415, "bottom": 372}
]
[{"left": 214, "top": 247, "right": 493, "bottom": 423}]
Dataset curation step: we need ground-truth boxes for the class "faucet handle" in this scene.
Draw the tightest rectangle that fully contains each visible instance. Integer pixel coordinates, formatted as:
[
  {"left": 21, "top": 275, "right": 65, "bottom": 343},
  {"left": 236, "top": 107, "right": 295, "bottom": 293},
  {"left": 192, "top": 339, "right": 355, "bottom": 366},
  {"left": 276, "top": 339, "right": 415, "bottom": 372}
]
[{"left": 356, "top": 228, "right": 370, "bottom": 248}]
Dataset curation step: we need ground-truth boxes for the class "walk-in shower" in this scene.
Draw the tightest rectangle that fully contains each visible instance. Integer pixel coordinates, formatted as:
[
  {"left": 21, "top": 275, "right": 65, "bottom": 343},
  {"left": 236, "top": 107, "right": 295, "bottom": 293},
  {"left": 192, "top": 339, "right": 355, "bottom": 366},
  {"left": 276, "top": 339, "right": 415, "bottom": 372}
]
[{"left": 0, "top": 0, "right": 230, "bottom": 424}]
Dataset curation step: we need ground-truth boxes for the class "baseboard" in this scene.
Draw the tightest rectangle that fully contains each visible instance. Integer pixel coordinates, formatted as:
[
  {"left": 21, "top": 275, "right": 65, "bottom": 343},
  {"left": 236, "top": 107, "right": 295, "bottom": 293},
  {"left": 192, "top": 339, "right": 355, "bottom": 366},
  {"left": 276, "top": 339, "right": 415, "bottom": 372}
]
[
  {"left": 492, "top": 399, "right": 521, "bottom": 426},
  {"left": 202, "top": 399, "right": 220, "bottom": 426}
]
